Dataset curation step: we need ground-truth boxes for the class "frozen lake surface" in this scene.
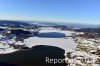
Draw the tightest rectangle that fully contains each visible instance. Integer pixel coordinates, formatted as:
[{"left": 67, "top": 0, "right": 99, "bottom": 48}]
[{"left": 25, "top": 30, "right": 77, "bottom": 52}]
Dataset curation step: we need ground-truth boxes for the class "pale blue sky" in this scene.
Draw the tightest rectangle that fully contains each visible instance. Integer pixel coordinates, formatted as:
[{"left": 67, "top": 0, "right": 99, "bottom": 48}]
[{"left": 0, "top": 0, "right": 100, "bottom": 24}]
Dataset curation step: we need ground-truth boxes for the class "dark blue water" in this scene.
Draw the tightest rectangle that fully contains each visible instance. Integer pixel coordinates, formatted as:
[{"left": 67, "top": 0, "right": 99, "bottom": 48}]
[
  {"left": 0, "top": 45, "right": 66, "bottom": 66},
  {"left": 38, "top": 32, "right": 65, "bottom": 38}
]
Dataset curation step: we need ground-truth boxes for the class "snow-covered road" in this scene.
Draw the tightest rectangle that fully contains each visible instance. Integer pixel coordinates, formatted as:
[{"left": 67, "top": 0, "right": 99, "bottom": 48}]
[{"left": 25, "top": 30, "right": 77, "bottom": 52}]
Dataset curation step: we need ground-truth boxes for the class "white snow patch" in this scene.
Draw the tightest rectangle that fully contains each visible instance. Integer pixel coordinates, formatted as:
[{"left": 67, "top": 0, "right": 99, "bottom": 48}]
[{"left": 24, "top": 30, "right": 77, "bottom": 52}]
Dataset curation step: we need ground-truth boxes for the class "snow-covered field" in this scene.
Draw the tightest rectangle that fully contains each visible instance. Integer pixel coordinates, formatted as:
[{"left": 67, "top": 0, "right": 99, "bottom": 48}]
[
  {"left": 0, "top": 28, "right": 100, "bottom": 65},
  {"left": 64, "top": 33, "right": 100, "bottom": 66},
  {"left": 24, "top": 30, "right": 77, "bottom": 52},
  {"left": 0, "top": 29, "right": 77, "bottom": 54}
]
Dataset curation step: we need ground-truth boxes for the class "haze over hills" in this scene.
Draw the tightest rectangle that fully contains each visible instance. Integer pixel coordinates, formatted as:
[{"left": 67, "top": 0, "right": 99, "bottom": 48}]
[
  {"left": 0, "top": 20, "right": 99, "bottom": 29},
  {"left": 22, "top": 21, "right": 99, "bottom": 28},
  {"left": 0, "top": 20, "right": 30, "bottom": 28}
]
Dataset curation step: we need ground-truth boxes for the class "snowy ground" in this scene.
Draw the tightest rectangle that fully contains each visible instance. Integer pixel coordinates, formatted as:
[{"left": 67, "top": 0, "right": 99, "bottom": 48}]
[
  {"left": 64, "top": 33, "right": 100, "bottom": 66},
  {"left": 0, "top": 29, "right": 77, "bottom": 54},
  {"left": 0, "top": 43, "right": 18, "bottom": 54},
  {"left": 24, "top": 30, "right": 77, "bottom": 52}
]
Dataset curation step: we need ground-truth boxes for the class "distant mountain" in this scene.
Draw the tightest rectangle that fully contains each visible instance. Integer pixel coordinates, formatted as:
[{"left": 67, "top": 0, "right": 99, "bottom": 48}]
[
  {"left": 0, "top": 20, "right": 30, "bottom": 28},
  {"left": 56, "top": 22, "right": 98, "bottom": 28},
  {"left": 0, "top": 20, "right": 98, "bottom": 28},
  {"left": 26, "top": 21, "right": 98, "bottom": 28},
  {"left": 74, "top": 28, "right": 100, "bottom": 33},
  {"left": 30, "top": 22, "right": 59, "bottom": 27}
]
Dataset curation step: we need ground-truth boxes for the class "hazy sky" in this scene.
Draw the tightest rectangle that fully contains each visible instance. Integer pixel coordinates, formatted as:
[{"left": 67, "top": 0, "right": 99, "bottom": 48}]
[{"left": 0, "top": 0, "right": 100, "bottom": 24}]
